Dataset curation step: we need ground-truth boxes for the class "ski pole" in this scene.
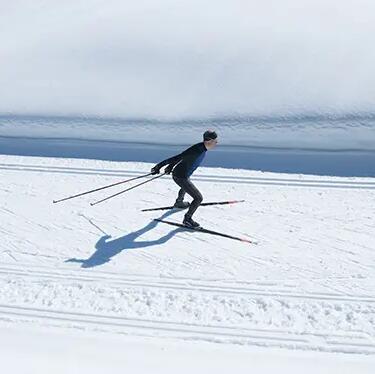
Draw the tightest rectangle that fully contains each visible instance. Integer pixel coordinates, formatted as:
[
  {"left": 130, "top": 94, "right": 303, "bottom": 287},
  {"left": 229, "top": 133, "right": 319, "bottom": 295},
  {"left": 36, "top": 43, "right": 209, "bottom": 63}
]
[
  {"left": 53, "top": 172, "right": 153, "bottom": 204},
  {"left": 90, "top": 172, "right": 166, "bottom": 206}
]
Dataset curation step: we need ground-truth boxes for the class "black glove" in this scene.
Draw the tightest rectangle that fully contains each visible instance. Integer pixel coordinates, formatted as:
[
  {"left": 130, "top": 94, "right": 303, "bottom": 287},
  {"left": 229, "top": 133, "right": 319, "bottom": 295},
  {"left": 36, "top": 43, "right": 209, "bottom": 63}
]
[
  {"left": 151, "top": 166, "right": 160, "bottom": 175},
  {"left": 165, "top": 165, "right": 173, "bottom": 174}
]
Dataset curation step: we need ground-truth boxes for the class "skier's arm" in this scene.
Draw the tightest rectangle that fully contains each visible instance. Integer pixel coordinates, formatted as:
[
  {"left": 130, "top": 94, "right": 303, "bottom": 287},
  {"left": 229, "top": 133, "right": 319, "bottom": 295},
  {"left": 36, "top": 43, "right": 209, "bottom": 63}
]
[
  {"left": 151, "top": 145, "right": 196, "bottom": 174},
  {"left": 151, "top": 153, "right": 183, "bottom": 174},
  {"left": 156, "top": 153, "right": 183, "bottom": 169}
]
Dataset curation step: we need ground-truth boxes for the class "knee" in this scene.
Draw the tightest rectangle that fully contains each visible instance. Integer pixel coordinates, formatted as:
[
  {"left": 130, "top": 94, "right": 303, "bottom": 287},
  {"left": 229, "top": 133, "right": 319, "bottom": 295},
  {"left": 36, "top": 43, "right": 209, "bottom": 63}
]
[{"left": 195, "top": 193, "right": 203, "bottom": 204}]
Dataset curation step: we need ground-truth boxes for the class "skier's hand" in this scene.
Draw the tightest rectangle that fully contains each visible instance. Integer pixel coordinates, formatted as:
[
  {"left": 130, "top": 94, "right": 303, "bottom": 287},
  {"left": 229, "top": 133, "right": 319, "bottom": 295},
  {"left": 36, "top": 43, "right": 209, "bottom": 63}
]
[
  {"left": 151, "top": 166, "right": 160, "bottom": 175},
  {"left": 165, "top": 165, "right": 173, "bottom": 175}
]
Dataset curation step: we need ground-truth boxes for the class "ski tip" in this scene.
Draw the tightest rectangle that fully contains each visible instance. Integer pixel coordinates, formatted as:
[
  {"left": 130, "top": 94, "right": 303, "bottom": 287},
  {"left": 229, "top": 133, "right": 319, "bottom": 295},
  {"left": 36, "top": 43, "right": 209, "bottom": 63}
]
[
  {"left": 241, "top": 238, "right": 257, "bottom": 245},
  {"left": 229, "top": 199, "right": 245, "bottom": 205}
]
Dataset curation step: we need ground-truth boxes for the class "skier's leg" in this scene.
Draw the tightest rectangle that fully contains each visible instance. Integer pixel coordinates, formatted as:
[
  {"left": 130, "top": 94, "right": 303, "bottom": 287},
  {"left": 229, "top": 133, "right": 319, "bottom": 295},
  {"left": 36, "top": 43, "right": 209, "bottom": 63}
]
[
  {"left": 173, "top": 177, "right": 202, "bottom": 218},
  {"left": 172, "top": 176, "right": 190, "bottom": 208},
  {"left": 184, "top": 181, "right": 203, "bottom": 217},
  {"left": 176, "top": 187, "right": 186, "bottom": 202}
]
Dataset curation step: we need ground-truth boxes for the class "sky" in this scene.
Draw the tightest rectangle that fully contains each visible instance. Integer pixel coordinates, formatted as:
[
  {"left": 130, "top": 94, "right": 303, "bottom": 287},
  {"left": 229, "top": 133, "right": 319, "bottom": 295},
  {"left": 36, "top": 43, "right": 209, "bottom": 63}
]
[{"left": 1, "top": 0, "right": 375, "bottom": 118}]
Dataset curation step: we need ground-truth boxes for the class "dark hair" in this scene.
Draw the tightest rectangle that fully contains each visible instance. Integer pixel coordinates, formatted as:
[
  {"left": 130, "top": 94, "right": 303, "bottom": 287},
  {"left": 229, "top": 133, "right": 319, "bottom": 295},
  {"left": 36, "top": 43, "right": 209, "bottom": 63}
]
[{"left": 203, "top": 130, "right": 217, "bottom": 141}]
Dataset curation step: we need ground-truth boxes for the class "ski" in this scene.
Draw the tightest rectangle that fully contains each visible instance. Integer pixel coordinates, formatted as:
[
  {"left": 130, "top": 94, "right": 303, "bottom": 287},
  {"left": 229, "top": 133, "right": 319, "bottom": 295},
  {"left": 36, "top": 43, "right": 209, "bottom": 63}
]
[
  {"left": 154, "top": 219, "right": 256, "bottom": 245},
  {"left": 142, "top": 200, "right": 245, "bottom": 212}
]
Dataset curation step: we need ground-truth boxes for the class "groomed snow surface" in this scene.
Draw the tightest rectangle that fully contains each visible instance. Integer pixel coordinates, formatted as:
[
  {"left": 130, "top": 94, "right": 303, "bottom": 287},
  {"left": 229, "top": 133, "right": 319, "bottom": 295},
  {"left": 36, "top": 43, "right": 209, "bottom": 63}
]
[{"left": 1, "top": 155, "right": 375, "bottom": 373}]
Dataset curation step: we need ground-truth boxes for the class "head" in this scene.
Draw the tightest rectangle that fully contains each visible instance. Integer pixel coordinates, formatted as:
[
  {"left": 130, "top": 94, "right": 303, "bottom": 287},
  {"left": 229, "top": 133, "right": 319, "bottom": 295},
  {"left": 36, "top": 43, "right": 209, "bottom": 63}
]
[{"left": 203, "top": 130, "right": 218, "bottom": 150}]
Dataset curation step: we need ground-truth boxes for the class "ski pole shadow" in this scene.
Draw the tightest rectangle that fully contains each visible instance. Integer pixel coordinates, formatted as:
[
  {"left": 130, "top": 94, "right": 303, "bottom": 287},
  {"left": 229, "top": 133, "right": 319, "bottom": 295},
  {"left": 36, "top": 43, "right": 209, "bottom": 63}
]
[{"left": 65, "top": 210, "right": 184, "bottom": 268}]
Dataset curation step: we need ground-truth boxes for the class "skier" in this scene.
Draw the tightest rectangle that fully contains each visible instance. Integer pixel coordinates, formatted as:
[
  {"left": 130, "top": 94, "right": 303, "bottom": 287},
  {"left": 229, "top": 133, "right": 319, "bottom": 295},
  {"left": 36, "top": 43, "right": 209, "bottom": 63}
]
[{"left": 151, "top": 130, "right": 218, "bottom": 228}]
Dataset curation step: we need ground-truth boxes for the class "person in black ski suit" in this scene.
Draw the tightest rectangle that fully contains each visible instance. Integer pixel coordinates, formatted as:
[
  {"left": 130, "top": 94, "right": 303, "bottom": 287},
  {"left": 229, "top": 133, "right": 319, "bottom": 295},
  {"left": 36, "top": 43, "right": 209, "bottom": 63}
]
[{"left": 151, "top": 130, "right": 218, "bottom": 228}]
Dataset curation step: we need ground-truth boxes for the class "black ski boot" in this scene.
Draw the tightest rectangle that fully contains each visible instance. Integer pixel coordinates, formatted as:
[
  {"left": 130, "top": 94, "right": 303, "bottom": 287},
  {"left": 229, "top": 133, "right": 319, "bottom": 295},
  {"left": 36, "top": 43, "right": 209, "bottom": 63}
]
[
  {"left": 183, "top": 215, "right": 200, "bottom": 229},
  {"left": 174, "top": 200, "right": 190, "bottom": 209}
]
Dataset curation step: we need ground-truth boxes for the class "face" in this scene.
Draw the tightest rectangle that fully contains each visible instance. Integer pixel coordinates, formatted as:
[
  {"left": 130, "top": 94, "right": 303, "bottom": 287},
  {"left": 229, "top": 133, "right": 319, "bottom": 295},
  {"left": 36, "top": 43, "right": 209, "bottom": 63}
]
[{"left": 205, "top": 138, "right": 218, "bottom": 150}]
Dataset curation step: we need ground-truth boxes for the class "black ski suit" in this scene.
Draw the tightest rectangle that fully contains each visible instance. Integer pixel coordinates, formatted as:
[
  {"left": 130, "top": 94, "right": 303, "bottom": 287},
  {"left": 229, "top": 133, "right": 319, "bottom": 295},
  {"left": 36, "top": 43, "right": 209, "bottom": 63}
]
[{"left": 153, "top": 142, "right": 207, "bottom": 218}]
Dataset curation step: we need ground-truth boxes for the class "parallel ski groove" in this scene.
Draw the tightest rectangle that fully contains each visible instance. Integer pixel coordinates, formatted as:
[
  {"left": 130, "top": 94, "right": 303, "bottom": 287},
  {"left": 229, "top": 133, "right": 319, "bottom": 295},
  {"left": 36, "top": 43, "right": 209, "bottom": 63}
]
[
  {"left": 0, "top": 265, "right": 374, "bottom": 304},
  {"left": 1, "top": 162, "right": 374, "bottom": 189},
  {"left": 0, "top": 303, "right": 374, "bottom": 354}
]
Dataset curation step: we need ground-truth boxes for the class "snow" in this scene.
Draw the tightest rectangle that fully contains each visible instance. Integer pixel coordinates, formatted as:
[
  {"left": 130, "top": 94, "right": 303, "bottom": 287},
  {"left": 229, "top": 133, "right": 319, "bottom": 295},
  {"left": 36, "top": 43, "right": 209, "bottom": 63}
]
[
  {"left": 2, "top": 0, "right": 375, "bottom": 371},
  {"left": 1, "top": 154, "right": 375, "bottom": 372},
  {"left": 2, "top": 113, "right": 375, "bottom": 151},
  {"left": 1, "top": 325, "right": 375, "bottom": 374},
  {"left": 1, "top": 1, "right": 375, "bottom": 118}
]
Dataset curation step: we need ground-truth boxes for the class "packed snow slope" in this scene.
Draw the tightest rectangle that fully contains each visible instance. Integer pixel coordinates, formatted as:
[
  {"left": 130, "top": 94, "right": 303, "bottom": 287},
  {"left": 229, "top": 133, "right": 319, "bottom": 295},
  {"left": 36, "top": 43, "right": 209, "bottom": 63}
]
[
  {"left": 0, "top": 154, "right": 375, "bottom": 360},
  {"left": 2, "top": 1, "right": 375, "bottom": 118}
]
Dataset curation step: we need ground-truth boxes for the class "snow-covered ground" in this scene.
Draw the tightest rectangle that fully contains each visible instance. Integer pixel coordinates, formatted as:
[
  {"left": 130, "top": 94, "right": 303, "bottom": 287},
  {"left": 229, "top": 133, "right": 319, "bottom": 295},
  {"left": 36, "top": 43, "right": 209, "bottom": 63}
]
[
  {"left": 2, "top": 114, "right": 375, "bottom": 177},
  {"left": 2, "top": 1, "right": 375, "bottom": 118},
  {"left": 1, "top": 154, "right": 375, "bottom": 372},
  {"left": 2, "top": 325, "right": 375, "bottom": 374},
  {"left": 2, "top": 0, "right": 375, "bottom": 371},
  {"left": 2, "top": 114, "right": 375, "bottom": 152}
]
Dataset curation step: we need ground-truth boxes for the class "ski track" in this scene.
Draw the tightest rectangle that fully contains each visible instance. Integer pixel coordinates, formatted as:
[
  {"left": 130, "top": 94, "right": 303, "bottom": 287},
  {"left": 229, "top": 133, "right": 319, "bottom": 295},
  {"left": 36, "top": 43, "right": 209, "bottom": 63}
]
[
  {"left": 0, "top": 263, "right": 374, "bottom": 354},
  {"left": 1, "top": 162, "right": 375, "bottom": 189},
  {"left": 0, "top": 156, "right": 375, "bottom": 355}
]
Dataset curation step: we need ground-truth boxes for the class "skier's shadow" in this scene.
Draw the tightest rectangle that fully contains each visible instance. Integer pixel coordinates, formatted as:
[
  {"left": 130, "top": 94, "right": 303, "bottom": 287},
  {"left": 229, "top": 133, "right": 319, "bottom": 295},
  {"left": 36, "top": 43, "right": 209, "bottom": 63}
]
[{"left": 65, "top": 210, "right": 184, "bottom": 268}]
